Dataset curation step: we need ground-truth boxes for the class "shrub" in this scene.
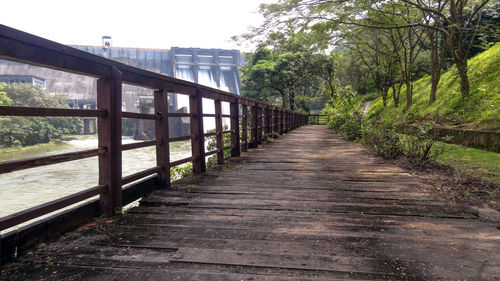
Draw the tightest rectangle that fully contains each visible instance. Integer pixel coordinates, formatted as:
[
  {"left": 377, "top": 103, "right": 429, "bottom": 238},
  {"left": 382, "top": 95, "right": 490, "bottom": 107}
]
[
  {"left": 341, "top": 118, "right": 362, "bottom": 141},
  {"left": 362, "top": 122, "right": 403, "bottom": 159},
  {"left": 170, "top": 163, "right": 193, "bottom": 180},
  {"left": 400, "top": 123, "right": 451, "bottom": 167},
  {"left": 326, "top": 114, "right": 346, "bottom": 132}
]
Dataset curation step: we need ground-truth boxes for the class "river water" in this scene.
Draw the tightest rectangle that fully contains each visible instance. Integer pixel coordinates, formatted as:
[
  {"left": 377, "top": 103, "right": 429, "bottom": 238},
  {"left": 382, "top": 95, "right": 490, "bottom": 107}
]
[{"left": 0, "top": 135, "right": 191, "bottom": 222}]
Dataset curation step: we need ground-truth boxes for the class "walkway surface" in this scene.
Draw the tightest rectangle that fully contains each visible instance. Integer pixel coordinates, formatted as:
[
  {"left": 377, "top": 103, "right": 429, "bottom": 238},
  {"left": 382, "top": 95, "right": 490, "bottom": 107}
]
[{"left": 2, "top": 126, "right": 499, "bottom": 280}]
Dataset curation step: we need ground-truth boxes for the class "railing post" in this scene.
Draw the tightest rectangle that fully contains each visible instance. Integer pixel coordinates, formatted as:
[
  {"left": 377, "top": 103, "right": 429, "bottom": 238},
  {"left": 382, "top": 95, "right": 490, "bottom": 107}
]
[
  {"left": 264, "top": 105, "right": 270, "bottom": 139},
  {"left": 190, "top": 89, "right": 206, "bottom": 173},
  {"left": 230, "top": 98, "right": 240, "bottom": 157},
  {"left": 286, "top": 110, "right": 289, "bottom": 132},
  {"left": 256, "top": 104, "right": 263, "bottom": 144},
  {"left": 270, "top": 107, "right": 275, "bottom": 136},
  {"left": 273, "top": 107, "right": 278, "bottom": 137},
  {"left": 214, "top": 99, "right": 224, "bottom": 164},
  {"left": 241, "top": 104, "right": 248, "bottom": 152},
  {"left": 279, "top": 108, "right": 283, "bottom": 134},
  {"left": 154, "top": 89, "right": 170, "bottom": 188},
  {"left": 97, "top": 67, "right": 122, "bottom": 216},
  {"left": 250, "top": 103, "right": 258, "bottom": 148}
]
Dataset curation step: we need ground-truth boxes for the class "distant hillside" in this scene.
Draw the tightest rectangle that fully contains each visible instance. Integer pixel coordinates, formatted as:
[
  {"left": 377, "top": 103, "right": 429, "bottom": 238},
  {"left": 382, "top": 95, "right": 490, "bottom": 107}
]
[{"left": 366, "top": 43, "right": 500, "bottom": 131}]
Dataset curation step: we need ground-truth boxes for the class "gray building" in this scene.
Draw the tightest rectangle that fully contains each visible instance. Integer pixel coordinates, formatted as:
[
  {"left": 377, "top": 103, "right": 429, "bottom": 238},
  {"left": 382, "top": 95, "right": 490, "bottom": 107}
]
[{"left": 0, "top": 37, "right": 243, "bottom": 137}]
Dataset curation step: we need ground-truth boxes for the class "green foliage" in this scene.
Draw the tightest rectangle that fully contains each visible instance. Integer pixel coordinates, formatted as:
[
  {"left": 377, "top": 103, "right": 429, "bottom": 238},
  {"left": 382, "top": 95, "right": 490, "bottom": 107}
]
[
  {"left": 206, "top": 125, "right": 232, "bottom": 168},
  {"left": 323, "top": 85, "right": 364, "bottom": 140},
  {"left": 399, "top": 123, "right": 451, "bottom": 168},
  {"left": 240, "top": 34, "right": 339, "bottom": 112},
  {"left": 367, "top": 43, "right": 500, "bottom": 129},
  {"left": 0, "top": 84, "right": 83, "bottom": 147},
  {"left": 170, "top": 163, "right": 193, "bottom": 181},
  {"left": 0, "top": 83, "right": 12, "bottom": 106},
  {"left": 437, "top": 144, "right": 500, "bottom": 184},
  {"left": 362, "top": 122, "right": 403, "bottom": 159}
]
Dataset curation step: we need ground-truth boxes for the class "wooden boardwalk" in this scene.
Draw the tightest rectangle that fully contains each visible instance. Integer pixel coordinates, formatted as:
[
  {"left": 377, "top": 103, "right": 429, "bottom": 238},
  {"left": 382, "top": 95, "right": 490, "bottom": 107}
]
[{"left": 2, "top": 126, "right": 499, "bottom": 280}]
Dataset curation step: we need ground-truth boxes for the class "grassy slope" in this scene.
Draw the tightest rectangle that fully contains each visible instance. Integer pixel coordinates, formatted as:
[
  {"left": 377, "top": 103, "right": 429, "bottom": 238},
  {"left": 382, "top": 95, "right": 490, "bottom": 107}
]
[
  {"left": 365, "top": 44, "right": 500, "bottom": 184},
  {"left": 366, "top": 42, "right": 500, "bottom": 130},
  {"left": 438, "top": 144, "right": 500, "bottom": 184}
]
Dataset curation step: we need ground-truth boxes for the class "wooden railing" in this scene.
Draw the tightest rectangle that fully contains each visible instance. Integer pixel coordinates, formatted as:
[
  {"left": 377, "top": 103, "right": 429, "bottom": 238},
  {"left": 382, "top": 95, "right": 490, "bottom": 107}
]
[{"left": 0, "top": 24, "right": 307, "bottom": 240}]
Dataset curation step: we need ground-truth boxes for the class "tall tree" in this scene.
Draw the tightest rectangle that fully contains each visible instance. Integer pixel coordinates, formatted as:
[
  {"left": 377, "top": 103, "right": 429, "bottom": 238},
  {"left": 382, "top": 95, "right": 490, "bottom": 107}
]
[{"left": 247, "top": 0, "right": 492, "bottom": 98}]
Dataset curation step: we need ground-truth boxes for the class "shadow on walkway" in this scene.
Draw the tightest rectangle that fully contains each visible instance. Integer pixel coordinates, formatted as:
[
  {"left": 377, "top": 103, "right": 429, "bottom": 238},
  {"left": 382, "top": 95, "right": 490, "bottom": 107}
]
[{"left": 2, "top": 126, "right": 499, "bottom": 280}]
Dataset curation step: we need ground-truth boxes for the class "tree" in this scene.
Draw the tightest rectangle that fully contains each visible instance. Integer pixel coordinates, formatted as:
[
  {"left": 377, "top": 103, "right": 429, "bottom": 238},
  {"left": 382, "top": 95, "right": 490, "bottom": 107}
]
[
  {"left": 0, "top": 83, "right": 12, "bottom": 105},
  {"left": 247, "top": 0, "right": 493, "bottom": 98},
  {"left": 240, "top": 38, "right": 334, "bottom": 112},
  {"left": 401, "top": 0, "right": 492, "bottom": 97},
  {"left": 0, "top": 84, "right": 83, "bottom": 147}
]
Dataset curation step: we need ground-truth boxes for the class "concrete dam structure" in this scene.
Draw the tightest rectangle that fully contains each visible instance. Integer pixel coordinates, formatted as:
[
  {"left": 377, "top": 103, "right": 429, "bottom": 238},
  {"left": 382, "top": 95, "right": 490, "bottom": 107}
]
[{"left": 0, "top": 40, "right": 243, "bottom": 137}]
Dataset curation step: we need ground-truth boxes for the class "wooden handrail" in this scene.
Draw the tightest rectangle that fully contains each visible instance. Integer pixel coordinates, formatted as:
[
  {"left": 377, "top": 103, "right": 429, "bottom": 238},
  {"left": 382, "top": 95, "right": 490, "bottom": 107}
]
[
  {"left": 0, "top": 106, "right": 105, "bottom": 117},
  {"left": 0, "top": 148, "right": 105, "bottom": 174}
]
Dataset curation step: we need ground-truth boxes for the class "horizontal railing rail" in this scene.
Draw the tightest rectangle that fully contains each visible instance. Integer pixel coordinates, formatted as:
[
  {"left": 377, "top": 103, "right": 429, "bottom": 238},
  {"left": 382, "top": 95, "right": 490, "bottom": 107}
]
[{"left": 0, "top": 24, "right": 308, "bottom": 262}]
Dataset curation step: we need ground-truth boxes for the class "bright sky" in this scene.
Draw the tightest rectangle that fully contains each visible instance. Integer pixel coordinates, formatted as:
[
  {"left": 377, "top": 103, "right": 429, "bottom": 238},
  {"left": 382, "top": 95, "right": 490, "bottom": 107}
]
[{"left": 0, "top": 0, "right": 272, "bottom": 51}]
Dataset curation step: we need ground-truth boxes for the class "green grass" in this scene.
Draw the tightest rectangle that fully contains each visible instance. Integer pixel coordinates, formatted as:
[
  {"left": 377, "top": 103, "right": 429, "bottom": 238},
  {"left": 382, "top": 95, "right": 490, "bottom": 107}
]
[
  {"left": 366, "top": 43, "right": 500, "bottom": 130},
  {"left": 437, "top": 144, "right": 500, "bottom": 184}
]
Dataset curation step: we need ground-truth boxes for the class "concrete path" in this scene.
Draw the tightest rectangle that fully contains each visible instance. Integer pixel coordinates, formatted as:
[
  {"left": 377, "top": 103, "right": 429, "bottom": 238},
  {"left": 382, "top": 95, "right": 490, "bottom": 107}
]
[{"left": 2, "top": 126, "right": 499, "bottom": 280}]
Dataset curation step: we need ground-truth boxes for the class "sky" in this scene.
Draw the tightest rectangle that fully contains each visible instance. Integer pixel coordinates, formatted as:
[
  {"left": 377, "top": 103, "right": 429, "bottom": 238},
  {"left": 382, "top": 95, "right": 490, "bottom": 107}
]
[{"left": 0, "top": 0, "right": 273, "bottom": 51}]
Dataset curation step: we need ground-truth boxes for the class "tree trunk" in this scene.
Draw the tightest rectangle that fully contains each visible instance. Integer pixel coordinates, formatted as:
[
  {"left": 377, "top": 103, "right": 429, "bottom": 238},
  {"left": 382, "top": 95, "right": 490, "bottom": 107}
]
[
  {"left": 289, "top": 92, "right": 295, "bottom": 111},
  {"left": 455, "top": 57, "right": 470, "bottom": 97},
  {"left": 403, "top": 71, "right": 412, "bottom": 109},
  {"left": 279, "top": 90, "right": 286, "bottom": 108},
  {"left": 429, "top": 30, "right": 442, "bottom": 104},
  {"left": 382, "top": 88, "right": 389, "bottom": 107},
  {"left": 392, "top": 83, "right": 401, "bottom": 108}
]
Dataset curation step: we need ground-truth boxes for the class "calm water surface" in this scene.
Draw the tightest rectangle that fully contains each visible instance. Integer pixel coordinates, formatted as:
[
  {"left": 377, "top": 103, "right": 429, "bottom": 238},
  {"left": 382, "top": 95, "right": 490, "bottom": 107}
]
[{"left": 0, "top": 135, "right": 191, "bottom": 221}]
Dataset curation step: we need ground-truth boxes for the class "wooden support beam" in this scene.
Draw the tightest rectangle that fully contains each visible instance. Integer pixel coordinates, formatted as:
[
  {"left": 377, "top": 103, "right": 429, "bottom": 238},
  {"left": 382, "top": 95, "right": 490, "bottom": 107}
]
[
  {"left": 230, "top": 100, "right": 240, "bottom": 157},
  {"left": 280, "top": 109, "right": 285, "bottom": 134},
  {"left": 214, "top": 99, "right": 224, "bottom": 164},
  {"left": 256, "top": 104, "right": 263, "bottom": 145},
  {"left": 249, "top": 104, "right": 258, "bottom": 148},
  {"left": 190, "top": 89, "right": 206, "bottom": 173},
  {"left": 241, "top": 105, "right": 248, "bottom": 152},
  {"left": 273, "top": 108, "right": 278, "bottom": 137},
  {"left": 154, "top": 89, "right": 170, "bottom": 188},
  {"left": 97, "top": 67, "right": 123, "bottom": 216},
  {"left": 264, "top": 106, "right": 270, "bottom": 138}
]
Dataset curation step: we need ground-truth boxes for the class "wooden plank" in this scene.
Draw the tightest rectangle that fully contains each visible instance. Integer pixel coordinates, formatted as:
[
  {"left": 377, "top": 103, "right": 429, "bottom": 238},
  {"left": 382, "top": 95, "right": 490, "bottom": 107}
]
[
  {"left": 154, "top": 89, "right": 170, "bottom": 188},
  {"left": 170, "top": 156, "right": 193, "bottom": 167},
  {"left": 166, "top": 112, "right": 192, "bottom": 118},
  {"left": 122, "top": 166, "right": 162, "bottom": 185},
  {"left": 121, "top": 111, "right": 159, "bottom": 120},
  {"left": 121, "top": 140, "right": 157, "bottom": 151},
  {"left": 97, "top": 67, "right": 123, "bottom": 216},
  {"left": 0, "top": 148, "right": 104, "bottom": 174},
  {"left": 169, "top": 135, "right": 192, "bottom": 142},
  {"left": 0, "top": 185, "right": 106, "bottom": 231},
  {"left": 171, "top": 247, "right": 379, "bottom": 273},
  {"left": 0, "top": 106, "right": 104, "bottom": 117}
]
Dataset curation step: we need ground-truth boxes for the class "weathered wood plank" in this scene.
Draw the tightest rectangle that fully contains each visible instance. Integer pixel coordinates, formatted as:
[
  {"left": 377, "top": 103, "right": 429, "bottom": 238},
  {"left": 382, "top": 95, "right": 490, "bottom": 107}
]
[{"left": 2, "top": 126, "right": 499, "bottom": 281}]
